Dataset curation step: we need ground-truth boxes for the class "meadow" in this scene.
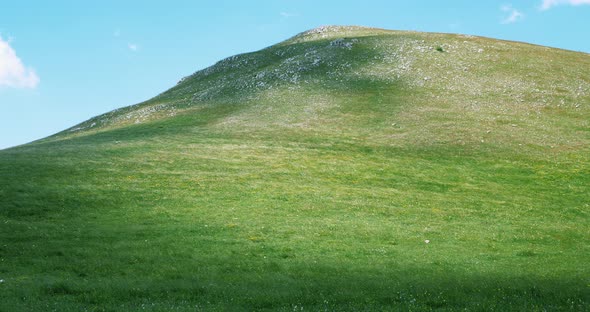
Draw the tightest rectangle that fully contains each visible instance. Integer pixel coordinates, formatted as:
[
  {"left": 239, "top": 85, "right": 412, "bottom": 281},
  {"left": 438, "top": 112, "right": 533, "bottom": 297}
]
[{"left": 1, "top": 26, "right": 589, "bottom": 310}]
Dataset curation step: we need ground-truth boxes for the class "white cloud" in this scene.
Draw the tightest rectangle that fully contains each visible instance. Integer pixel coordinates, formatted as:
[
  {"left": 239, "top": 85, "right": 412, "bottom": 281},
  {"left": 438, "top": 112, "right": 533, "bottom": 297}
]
[
  {"left": 128, "top": 43, "right": 139, "bottom": 51},
  {"left": 501, "top": 5, "right": 525, "bottom": 24},
  {"left": 541, "top": 0, "right": 590, "bottom": 10},
  {"left": 0, "top": 36, "right": 39, "bottom": 89},
  {"left": 280, "top": 12, "right": 298, "bottom": 18}
]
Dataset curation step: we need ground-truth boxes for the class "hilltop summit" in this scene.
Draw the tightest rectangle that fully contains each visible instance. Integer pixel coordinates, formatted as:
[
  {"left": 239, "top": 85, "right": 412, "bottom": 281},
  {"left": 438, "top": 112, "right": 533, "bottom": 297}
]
[
  {"left": 1, "top": 26, "right": 589, "bottom": 310},
  {"left": 58, "top": 27, "right": 588, "bottom": 155}
]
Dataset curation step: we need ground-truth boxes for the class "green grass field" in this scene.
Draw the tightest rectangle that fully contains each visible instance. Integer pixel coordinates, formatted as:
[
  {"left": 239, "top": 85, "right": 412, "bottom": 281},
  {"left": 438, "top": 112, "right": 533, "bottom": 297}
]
[{"left": 1, "top": 26, "right": 589, "bottom": 311}]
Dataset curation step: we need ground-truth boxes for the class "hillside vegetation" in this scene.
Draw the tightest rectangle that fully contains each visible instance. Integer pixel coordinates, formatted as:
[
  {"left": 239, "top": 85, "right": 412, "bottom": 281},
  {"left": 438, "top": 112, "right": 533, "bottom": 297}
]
[{"left": 1, "top": 26, "right": 589, "bottom": 311}]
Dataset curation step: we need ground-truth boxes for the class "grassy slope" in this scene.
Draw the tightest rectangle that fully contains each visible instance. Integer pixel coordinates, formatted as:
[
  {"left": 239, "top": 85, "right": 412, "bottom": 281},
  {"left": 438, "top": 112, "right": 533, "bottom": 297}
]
[{"left": 1, "top": 26, "right": 589, "bottom": 310}]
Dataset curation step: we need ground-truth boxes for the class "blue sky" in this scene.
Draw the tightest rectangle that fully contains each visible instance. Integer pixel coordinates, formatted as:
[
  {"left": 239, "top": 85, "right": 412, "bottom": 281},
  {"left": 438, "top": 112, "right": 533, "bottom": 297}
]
[{"left": 1, "top": 0, "right": 589, "bottom": 149}]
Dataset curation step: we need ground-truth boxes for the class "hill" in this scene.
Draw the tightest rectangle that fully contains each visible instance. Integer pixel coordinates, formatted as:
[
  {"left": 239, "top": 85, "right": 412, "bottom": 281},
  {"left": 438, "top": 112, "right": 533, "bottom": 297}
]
[{"left": 1, "top": 26, "right": 589, "bottom": 310}]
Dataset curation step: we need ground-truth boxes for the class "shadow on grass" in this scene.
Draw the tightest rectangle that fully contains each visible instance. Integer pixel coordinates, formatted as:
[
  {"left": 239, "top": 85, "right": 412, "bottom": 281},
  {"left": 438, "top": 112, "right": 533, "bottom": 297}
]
[
  {"left": 2, "top": 261, "right": 588, "bottom": 311},
  {"left": 1, "top": 144, "right": 588, "bottom": 311},
  {"left": 31, "top": 34, "right": 412, "bottom": 149}
]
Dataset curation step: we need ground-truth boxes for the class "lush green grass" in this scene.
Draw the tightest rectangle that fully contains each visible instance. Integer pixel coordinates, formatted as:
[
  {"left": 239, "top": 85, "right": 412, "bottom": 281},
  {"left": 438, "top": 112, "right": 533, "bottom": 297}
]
[{"left": 1, "top": 26, "right": 589, "bottom": 310}]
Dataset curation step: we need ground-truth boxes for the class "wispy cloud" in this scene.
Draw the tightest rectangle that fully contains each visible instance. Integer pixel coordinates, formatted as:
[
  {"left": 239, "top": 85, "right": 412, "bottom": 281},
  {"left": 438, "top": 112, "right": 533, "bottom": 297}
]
[
  {"left": 127, "top": 43, "right": 139, "bottom": 52},
  {"left": 501, "top": 5, "right": 525, "bottom": 24},
  {"left": 0, "top": 36, "right": 39, "bottom": 88},
  {"left": 540, "top": 0, "right": 590, "bottom": 10},
  {"left": 280, "top": 12, "right": 298, "bottom": 18},
  {"left": 114, "top": 30, "right": 139, "bottom": 52}
]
